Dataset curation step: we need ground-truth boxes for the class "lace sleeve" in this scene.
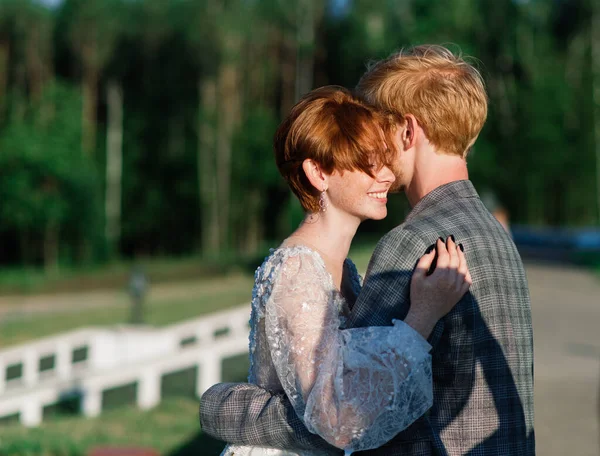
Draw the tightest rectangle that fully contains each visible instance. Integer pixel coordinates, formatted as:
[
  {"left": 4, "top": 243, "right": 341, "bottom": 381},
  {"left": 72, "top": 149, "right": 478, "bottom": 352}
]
[{"left": 265, "top": 251, "right": 432, "bottom": 453}]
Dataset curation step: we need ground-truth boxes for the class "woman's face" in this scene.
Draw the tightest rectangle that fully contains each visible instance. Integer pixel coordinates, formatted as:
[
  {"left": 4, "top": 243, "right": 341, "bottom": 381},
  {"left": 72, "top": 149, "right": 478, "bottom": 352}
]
[{"left": 326, "top": 162, "right": 395, "bottom": 222}]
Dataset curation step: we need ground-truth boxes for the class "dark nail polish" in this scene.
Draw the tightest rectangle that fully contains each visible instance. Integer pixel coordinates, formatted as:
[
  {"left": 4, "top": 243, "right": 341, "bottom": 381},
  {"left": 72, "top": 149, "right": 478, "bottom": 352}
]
[
  {"left": 459, "top": 243, "right": 464, "bottom": 252},
  {"left": 449, "top": 235, "right": 456, "bottom": 242},
  {"left": 438, "top": 237, "right": 444, "bottom": 243},
  {"left": 427, "top": 251, "right": 438, "bottom": 276},
  {"left": 425, "top": 245, "right": 434, "bottom": 254}
]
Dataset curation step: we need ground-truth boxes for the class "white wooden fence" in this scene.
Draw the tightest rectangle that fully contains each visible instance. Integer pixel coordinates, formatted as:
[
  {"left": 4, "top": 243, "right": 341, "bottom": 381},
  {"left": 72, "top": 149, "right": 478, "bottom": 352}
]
[{"left": 0, "top": 305, "right": 251, "bottom": 427}]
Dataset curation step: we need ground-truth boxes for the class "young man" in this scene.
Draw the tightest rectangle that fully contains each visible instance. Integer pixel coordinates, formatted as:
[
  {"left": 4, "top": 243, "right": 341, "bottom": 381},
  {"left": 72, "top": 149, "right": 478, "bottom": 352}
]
[{"left": 200, "top": 45, "right": 535, "bottom": 456}]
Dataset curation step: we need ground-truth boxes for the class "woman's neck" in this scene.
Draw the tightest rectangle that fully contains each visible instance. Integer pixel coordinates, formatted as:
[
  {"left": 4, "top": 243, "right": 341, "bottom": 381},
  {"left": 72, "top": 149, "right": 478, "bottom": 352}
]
[{"left": 286, "top": 211, "right": 359, "bottom": 288}]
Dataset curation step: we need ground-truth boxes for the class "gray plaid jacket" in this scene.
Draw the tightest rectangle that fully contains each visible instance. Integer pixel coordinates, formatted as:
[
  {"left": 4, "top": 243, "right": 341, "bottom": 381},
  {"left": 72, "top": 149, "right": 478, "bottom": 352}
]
[{"left": 200, "top": 180, "right": 535, "bottom": 456}]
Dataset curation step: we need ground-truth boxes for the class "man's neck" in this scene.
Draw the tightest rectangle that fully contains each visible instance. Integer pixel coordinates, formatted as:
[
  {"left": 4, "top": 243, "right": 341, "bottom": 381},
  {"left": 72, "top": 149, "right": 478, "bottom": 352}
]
[{"left": 406, "top": 154, "right": 469, "bottom": 207}]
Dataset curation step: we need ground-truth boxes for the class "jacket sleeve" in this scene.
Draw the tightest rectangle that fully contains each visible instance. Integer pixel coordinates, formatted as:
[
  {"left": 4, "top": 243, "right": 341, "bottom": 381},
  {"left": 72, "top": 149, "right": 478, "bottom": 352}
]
[{"left": 199, "top": 382, "right": 342, "bottom": 453}]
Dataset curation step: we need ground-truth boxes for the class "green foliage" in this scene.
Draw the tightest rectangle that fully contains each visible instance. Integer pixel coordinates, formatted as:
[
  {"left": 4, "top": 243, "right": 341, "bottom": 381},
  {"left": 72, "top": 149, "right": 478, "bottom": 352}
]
[
  {"left": 0, "top": 0, "right": 598, "bottom": 272},
  {"left": 0, "top": 434, "right": 83, "bottom": 456},
  {"left": 0, "top": 83, "right": 101, "bottom": 254},
  {"left": 232, "top": 106, "right": 280, "bottom": 189}
]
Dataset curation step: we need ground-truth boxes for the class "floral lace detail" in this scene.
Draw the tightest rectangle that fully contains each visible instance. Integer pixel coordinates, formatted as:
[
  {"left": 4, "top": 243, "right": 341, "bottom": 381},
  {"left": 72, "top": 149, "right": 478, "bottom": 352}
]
[{"left": 226, "top": 245, "right": 433, "bottom": 455}]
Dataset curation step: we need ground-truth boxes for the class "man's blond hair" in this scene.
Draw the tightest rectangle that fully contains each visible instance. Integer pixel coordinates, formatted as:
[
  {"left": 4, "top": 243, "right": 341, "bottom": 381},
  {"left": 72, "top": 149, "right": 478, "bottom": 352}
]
[{"left": 356, "top": 45, "right": 488, "bottom": 157}]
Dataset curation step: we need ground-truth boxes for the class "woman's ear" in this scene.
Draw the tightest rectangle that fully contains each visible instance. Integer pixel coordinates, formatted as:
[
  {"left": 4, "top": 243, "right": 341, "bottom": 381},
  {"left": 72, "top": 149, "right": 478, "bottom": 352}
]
[{"left": 302, "top": 159, "right": 328, "bottom": 192}]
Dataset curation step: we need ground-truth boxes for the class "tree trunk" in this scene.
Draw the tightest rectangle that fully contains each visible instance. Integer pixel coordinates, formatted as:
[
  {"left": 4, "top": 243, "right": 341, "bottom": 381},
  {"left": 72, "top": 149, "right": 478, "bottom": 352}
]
[
  {"left": 216, "top": 34, "right": 242, "bottom": 252},
  {"left": 43, "top": 223, "right": 59, "bottom": 275},
  {"left": 25, "top": 28, "right": 45, "bottom": 103},
  {"left": 591, "top": 0, "right": 600, "bottom": 223},
  {"left": 280, "top": 30, "right": 296, "bottom": 115},
  {"left": 105, "top": 80, "right": 124, "bottom": 257},
  {"left": 19, "top": 231, "right": 31, "bottom": 267},
  {"left": 198, "top": 77, "right": 220, "bottom": 254},
  {"left": 244, "top": 188, "right": 263, "bottom": 255},
  {"left": 82, "top": 63, "right": 99, "bottom": 156},
  {"left": 0, "top": 39, "right": 9, "bottom": 123},
  {"left": 294, "top": 0, "right": 316, "bottom": 101}
]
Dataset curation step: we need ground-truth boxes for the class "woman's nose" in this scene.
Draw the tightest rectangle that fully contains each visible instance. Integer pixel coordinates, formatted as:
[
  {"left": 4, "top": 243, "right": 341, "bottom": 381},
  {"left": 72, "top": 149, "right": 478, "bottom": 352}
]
[{"left": 377, "top": 165, "right": 396, "bottom": 183}]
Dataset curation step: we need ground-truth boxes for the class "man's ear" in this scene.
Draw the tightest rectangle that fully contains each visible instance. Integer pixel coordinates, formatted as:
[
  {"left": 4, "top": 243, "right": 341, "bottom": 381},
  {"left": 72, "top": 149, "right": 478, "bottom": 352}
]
[
  {"left": 302, "top": 159, "right": 329, "bottom": 191},
  {"left": 400, "top": 114, "right": 419, "bottom": 150}
]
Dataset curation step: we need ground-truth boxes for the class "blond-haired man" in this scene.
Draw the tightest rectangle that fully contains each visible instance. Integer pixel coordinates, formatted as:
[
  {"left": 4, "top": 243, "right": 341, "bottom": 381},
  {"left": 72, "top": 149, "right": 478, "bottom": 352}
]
[{"left": 201, "top": 45, "right": 535, "bottom": 456}]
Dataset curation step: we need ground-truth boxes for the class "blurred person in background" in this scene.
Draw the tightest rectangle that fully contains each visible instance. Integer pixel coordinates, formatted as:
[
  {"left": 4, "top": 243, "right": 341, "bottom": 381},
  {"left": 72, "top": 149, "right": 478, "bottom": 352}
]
[
  {"left": 481, "top": 190, "right": 511, "bottom": 235},
  {"left": 212, "top": 85, "right": 471, "bottom": 456},
  {"left": 201, "top": 45, "right": 535, "bottom": 456}
]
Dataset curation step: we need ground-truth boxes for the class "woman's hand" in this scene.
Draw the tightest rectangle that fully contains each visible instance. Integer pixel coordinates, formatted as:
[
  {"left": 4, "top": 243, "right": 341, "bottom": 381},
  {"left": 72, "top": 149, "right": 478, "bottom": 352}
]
[{"left": 404, "top": 236, "right": 472, "bottom": 339}]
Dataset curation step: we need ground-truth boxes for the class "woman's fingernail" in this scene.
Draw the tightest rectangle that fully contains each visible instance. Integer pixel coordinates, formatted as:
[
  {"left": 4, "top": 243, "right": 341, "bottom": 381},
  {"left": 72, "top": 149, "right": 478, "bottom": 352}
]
[
  {"left": 459, "top": 243, "right": 464, "bottom": 252},
  {"left": 425, "top": 245, "right": 434, "bottom": 254},
  {"left": 449, "top": 235, "right": 456, "bottom": 242},
  {"left": 438, "top": 237, "right": 444, "bottom": 243}
]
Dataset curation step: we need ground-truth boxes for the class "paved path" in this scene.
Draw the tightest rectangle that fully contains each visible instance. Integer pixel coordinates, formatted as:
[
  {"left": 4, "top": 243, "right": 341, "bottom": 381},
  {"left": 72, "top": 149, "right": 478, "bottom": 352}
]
[{"left": 527, "top": 262, "right": 600, "bottom": 456}]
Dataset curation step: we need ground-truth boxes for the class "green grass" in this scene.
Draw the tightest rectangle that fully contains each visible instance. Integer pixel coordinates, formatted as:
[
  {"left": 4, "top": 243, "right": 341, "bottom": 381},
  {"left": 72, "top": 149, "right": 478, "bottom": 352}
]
[
  {"left": 349, "top": 242, "right": 375, "bottom": 274},
  {"left": 0, "top": 397, "right": 225, "bottom": 456},
  {"left": 0, "top": 274, "right": 255, "bottom": 347}
]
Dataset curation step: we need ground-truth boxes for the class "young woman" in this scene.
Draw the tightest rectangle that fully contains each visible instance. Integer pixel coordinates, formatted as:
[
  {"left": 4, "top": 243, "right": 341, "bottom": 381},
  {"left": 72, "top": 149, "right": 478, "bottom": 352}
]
[{"left": 219, "top": 86, "right": 471, "bottom": 456}]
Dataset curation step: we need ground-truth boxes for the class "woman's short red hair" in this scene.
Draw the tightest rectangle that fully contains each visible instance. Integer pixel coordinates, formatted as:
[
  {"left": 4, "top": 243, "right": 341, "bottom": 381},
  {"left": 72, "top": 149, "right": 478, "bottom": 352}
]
[{"left": 274, "top": 86, "right": 396, "bottom": 213}]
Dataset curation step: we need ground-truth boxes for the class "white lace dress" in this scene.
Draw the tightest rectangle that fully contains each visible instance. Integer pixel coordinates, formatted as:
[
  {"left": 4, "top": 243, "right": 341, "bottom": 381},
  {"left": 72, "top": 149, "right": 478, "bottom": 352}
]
[{"left": 221, "top": 246, "right": 433, "bottom": 456}]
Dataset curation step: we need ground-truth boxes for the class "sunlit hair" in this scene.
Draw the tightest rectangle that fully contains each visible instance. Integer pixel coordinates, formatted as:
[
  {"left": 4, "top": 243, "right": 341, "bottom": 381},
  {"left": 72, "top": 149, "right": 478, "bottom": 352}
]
[
  {"left": 274, "top": 86, "right": 396, "bottom": 213},
  {"left": 356, "top": 44, "right": 488, "bottom": 158}
]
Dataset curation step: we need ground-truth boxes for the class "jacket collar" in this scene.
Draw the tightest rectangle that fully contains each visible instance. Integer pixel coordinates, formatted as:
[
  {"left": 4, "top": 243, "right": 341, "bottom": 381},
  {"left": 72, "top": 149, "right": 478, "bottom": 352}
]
[{"left": 404, "top": 180, "right": 479, "bottom": 222}]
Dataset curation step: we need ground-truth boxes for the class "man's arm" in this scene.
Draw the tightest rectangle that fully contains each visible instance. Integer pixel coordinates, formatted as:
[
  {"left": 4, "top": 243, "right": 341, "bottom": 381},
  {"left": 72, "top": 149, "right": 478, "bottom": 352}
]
[{"left": 200, "top": 382, "right": 342, "bottom": 454}]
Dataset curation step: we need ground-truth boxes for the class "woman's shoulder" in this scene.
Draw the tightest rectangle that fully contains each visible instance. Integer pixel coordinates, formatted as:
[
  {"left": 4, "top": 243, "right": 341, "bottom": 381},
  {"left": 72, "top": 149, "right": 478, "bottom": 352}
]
[{"left": 259, "top": 244, "right": 327, "bottom": 279}]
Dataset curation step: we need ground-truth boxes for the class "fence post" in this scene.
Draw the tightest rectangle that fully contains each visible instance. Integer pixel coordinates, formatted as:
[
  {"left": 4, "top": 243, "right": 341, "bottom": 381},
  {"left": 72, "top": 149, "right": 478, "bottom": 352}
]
[
  {"left": 56, "top": 342, "right": 72, "bottom": 380},
  {"left": 196, "top": 350, "right": 222, "bottom": 396},
  {"left": 82, "top": 387, "right": 102, "bottom": 417},
  {"left": 0, "top": 359, "right": 5, "bottom": 394},
  {"left": 23, "top": 349, "right": 38, "bottom": 387},
  {"left": 138, "top": 369, "right": 161, "bottom": 410},
  {"left": 21, "top": 397, "right": 42, "bottom": 427}
]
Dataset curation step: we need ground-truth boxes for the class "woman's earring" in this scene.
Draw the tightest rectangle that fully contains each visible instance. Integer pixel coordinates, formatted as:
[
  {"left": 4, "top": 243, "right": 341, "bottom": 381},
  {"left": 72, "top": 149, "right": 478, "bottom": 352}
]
[{"left": 319, "top": 188, "right": 328, "bottom": 212}]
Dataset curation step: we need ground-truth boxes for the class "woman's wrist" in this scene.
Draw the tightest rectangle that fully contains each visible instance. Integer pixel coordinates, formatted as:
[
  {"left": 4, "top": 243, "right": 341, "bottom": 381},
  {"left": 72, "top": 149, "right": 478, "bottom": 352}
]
[{"left": 404, "top": 309, "right": 438, "bottom": 339}]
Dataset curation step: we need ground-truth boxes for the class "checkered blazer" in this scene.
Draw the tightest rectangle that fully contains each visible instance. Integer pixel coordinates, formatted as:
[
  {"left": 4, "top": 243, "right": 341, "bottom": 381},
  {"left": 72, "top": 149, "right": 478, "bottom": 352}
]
[{"left": 200, "top": 180, "right": 535, "bottom": 456}]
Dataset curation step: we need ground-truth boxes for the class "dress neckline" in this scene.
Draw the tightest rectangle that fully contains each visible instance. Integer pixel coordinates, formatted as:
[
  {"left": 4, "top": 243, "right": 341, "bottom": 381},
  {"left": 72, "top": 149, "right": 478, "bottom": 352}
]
[{"left": 273, "top": 244, "right": 361, "bottom": 306}]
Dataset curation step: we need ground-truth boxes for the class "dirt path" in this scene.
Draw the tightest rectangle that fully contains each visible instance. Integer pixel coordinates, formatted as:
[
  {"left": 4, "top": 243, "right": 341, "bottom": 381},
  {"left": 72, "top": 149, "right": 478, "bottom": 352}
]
[{"left": 0, "top": 274, "right": 249, "bottom": 321}]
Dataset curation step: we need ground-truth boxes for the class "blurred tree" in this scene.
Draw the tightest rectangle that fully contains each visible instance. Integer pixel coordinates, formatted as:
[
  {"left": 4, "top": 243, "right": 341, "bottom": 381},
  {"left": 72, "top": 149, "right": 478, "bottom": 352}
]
[
  {"left": 591, "top": 0, "right": 600, "bottom": 223},
  {"left": 0, "top": 0, "right": 597, "bottom": 270},
  {"left": 0, "top": 83, "right": 100, "bottom": 272},
  {"left": 105, "top": 78, "right": 124, "bottom": 258},
  {"left": 102, "top": 3, "right": 131, "bottom": 259},
  {"left": 175, "top": 0, "right": 222, "bottom": 254},
  {"left": 63, "top": 0, "right": 122, "bottom": 156}
]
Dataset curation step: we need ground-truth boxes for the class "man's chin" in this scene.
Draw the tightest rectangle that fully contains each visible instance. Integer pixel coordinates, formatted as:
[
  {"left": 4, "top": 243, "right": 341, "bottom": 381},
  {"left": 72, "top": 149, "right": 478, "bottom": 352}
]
[{"left": 389, "top": 184, "right": 406, "bottom": 194}]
